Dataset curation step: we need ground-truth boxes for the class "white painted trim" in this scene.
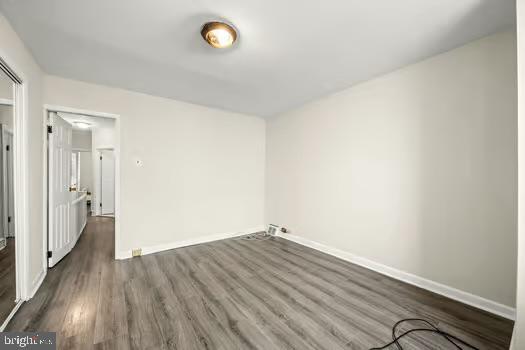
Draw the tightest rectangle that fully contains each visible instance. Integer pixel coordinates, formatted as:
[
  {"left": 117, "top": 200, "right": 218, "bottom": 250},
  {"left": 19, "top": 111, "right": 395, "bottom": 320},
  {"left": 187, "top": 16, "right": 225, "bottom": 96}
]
[
  {"left": 43, "top": 105, "right": 121, "bottom": 270},
  {"left": 0, "top": 98, "right": 13, "bottom": 106},
  {"left": 116, "top": 225, "right": 266, "bottom": 260},
  {"left": 14, "top": 76, "right": 27, "bottom": 301},
  {"left": 0, "top": 300, "right": 23, "bottom": 331},
  {"left": 0, "top": 51, "right": 31, "bottom": 303},
  {"left": 277, "top": 232, "right": 516, "bottom": 320},
  {"left": 40, "top": 107, "right": 48, "bottom": 287},
  {"left": 29, "top": 269, "right": 46, "bottom": 299},
  {"left": 98, "top": 149, "right": 115, "bottom": 216},
  {"left": 72, "top": 147, "right": 91, "bottom": 152},
  {"left": 1, "top": 124, "right": 9, "bottom": 240},
  {"left": 44, "top": 105, "right": 118, "bottom": 119}
]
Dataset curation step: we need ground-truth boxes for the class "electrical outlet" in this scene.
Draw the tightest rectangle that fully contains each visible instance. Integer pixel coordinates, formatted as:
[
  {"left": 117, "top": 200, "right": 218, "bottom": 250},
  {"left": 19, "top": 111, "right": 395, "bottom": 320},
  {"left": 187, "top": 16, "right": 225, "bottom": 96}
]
[{"left": 132, "top": 248, "right": 142, "bottom": 257}]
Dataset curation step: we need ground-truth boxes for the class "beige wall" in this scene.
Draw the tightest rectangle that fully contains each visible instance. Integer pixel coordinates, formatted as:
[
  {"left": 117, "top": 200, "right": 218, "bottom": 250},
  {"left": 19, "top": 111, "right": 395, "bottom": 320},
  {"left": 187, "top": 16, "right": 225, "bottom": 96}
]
[
  {"left": 0, "top": 13, "right": 44, "bottom": 295},
  {"left": 266, "top": 31, "right": 517, "bottom": 307},
  {"left": 43, "top": 75, "right": 266, "bottom": 256}
]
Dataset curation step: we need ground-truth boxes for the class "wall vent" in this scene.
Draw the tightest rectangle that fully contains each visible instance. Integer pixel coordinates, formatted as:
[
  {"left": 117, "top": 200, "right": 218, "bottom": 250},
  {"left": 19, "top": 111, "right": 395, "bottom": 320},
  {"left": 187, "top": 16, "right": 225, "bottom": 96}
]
[{"left": 267, "top": 224, "right": 280, "bottom": 236}]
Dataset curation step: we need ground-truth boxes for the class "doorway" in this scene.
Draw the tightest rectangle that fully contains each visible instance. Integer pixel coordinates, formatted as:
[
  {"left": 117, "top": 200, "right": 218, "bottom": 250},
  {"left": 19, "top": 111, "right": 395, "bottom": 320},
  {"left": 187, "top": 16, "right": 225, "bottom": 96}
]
[
  {"left": 99, "top": 149, "right": 115, "bottom": 216},
  {"left": 45, "top": 108, "right": 119, "bottom": 267}
]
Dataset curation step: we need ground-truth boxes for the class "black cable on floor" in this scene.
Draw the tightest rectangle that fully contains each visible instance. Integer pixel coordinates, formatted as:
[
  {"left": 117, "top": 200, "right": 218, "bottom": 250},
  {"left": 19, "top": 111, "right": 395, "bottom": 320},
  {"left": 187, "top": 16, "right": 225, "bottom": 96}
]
[{"left": 369, "top": 318, "right": 480, "bottom": 350}]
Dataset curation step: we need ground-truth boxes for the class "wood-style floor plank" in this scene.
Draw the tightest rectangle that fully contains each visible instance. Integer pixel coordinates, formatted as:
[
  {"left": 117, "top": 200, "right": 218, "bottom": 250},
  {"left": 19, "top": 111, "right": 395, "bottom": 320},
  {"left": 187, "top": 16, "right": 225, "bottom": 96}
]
[
  {"left": 6, "top": 217, "right": 514, "bottom": 349},
  {"left": 0, "top": 237, "right": 16, "bottom": 324}
]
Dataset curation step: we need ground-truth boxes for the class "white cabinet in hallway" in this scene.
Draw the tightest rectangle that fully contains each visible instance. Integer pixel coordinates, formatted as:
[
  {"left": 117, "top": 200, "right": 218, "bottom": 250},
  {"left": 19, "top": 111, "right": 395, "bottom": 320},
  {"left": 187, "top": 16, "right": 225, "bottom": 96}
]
[{"left": 70, "top": 192, "right": 87, "bottom": 248}]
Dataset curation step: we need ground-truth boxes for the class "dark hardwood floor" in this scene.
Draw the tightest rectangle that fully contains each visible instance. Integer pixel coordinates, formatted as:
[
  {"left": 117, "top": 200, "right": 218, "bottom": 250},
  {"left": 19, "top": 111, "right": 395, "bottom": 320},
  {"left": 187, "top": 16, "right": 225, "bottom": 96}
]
[
  {"left": 7, "top": 216, "right": 514, "bottom": 349},
  {"left": 0, "top": 237, "right": 16, "bottom": 324}
]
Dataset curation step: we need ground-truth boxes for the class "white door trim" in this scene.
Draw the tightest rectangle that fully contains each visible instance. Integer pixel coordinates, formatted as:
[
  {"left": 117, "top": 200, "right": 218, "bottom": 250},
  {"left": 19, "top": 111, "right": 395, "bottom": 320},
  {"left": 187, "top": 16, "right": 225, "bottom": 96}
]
[
  {"left": 0, "top": 51, "right": 30, "bottom": 304},
  {"left": 99, "top": 149, "right": 115, "bottom": 216},
  {"left": 1, "top": 125, "right": 13, "bottom": 240},
  {"left": 43, "top": 105, "right": 121, "bottom": 266}
]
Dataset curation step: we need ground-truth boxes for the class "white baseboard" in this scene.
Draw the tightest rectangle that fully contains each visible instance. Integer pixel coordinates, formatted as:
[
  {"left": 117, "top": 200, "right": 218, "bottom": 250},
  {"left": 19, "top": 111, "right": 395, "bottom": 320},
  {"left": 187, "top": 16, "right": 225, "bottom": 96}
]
[
  {"left": 0, "top": 300, "right": 23, "bottom": 331},
  {"left": 116, "top": 225, "right": 266, "bottom": 260},
  {"left": 277, "top": 232, "right": 516, "bottom": 320},
  {"left": 28, "top": 269, "right": 46, "bottom": 299}
]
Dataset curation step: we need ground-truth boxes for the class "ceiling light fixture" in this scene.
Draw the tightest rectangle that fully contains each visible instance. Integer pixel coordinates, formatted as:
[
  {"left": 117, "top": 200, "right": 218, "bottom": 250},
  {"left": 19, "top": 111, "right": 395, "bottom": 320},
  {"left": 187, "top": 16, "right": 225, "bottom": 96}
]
[
  {"left": 201, "top": 21, "right": 237, "bottom": 48},
  {"left": 73, "top": 121, "right": 92, "bottom": 129}
]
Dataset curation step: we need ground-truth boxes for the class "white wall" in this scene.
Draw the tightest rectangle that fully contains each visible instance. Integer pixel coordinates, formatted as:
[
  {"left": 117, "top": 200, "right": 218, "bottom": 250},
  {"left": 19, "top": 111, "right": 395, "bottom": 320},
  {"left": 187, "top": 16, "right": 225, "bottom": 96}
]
[
  {"left": 78, "top": 152, "right": 92, "bottom": 193},
  {"left": 43, "top": 75, "right": 266, "bottom": 257},
  {"left": 266, "top": 31, "right": 517, "bottom": 308},
  {"left": 0, "top": 13, "right": 44, "bottom": 297},
  {"left": 72, "top": 129, "right": 91, "bottom": 150}
]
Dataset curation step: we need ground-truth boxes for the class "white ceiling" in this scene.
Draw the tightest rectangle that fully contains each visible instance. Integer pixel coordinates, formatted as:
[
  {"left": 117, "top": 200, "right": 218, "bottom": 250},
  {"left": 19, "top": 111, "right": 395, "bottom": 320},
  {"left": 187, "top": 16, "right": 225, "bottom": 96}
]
[{"left": 0, "top": 0, "right": 516, "bottom": 117}]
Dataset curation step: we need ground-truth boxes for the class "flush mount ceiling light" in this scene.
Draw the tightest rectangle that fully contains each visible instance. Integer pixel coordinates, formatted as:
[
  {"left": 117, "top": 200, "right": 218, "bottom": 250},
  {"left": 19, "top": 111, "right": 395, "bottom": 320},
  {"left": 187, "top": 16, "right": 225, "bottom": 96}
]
[
  {"left": 201, "top": 21, "right": 237, "bottom": 48},
  {"left": 73, "top": 121, "right": 92, "bottom": 129}
]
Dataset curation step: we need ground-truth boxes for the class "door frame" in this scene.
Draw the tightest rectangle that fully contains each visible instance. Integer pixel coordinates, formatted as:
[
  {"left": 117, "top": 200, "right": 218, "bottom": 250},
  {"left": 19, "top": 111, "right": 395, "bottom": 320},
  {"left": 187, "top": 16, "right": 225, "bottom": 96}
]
[
  {"left": 98, "top": 148, "right": 115, "bottom": 216},
  {"left": 0, "top": 53, "right": 29, "bottom": 328},
  {"left": 42, "top": 105, "right": 121, "bottom": 267},
  {"left": 1, "top": 125, "right": 13, "bottom": 239}
]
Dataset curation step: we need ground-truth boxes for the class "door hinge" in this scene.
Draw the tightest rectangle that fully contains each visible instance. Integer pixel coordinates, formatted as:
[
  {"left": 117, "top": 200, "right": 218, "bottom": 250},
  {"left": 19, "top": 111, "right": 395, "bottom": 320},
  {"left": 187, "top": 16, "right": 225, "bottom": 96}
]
[
  {"left": 5, "top": 145, "right": 9, "bottom": 152},
  {"left": 7, "top": 216, "right": 11, "bottom": 223},
  {"left": 100, "top": 156, "right": 102, "bottom": 160},
  {"left": 47, "top": 125, "right": 53, "bottom": 134},
  {"left": 100, "top": 203, "right": 102, "bottom": 208},
  {"left": 47, "top": 251, "right": 52, "bottom": 258}
]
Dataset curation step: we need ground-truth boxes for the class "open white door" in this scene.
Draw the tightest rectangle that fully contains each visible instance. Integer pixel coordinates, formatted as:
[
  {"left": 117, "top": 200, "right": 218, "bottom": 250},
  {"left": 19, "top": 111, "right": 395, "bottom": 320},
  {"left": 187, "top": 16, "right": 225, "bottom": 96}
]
[
  {"left": 5, "top": 131, "right": 14, "bottom": 237},
  {"left": 48, "top": 112, "right": 73, "bottom": 267},
  {"left": 1, "top": 126, "right": 14, "bottom": 239},
  {"left": 100, "top": 150, "right": 115, "bottom": 215}
]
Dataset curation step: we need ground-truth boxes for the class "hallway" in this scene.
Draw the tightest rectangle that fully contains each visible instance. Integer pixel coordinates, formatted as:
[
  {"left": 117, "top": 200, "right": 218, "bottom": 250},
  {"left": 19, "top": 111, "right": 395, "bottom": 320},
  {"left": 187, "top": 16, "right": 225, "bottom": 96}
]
[
  {"left": 7, "top": 216, "right": 114, "bottom": 348},
  {"left": 6, "top": 216, "right": 514, "bottom": 349}
]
